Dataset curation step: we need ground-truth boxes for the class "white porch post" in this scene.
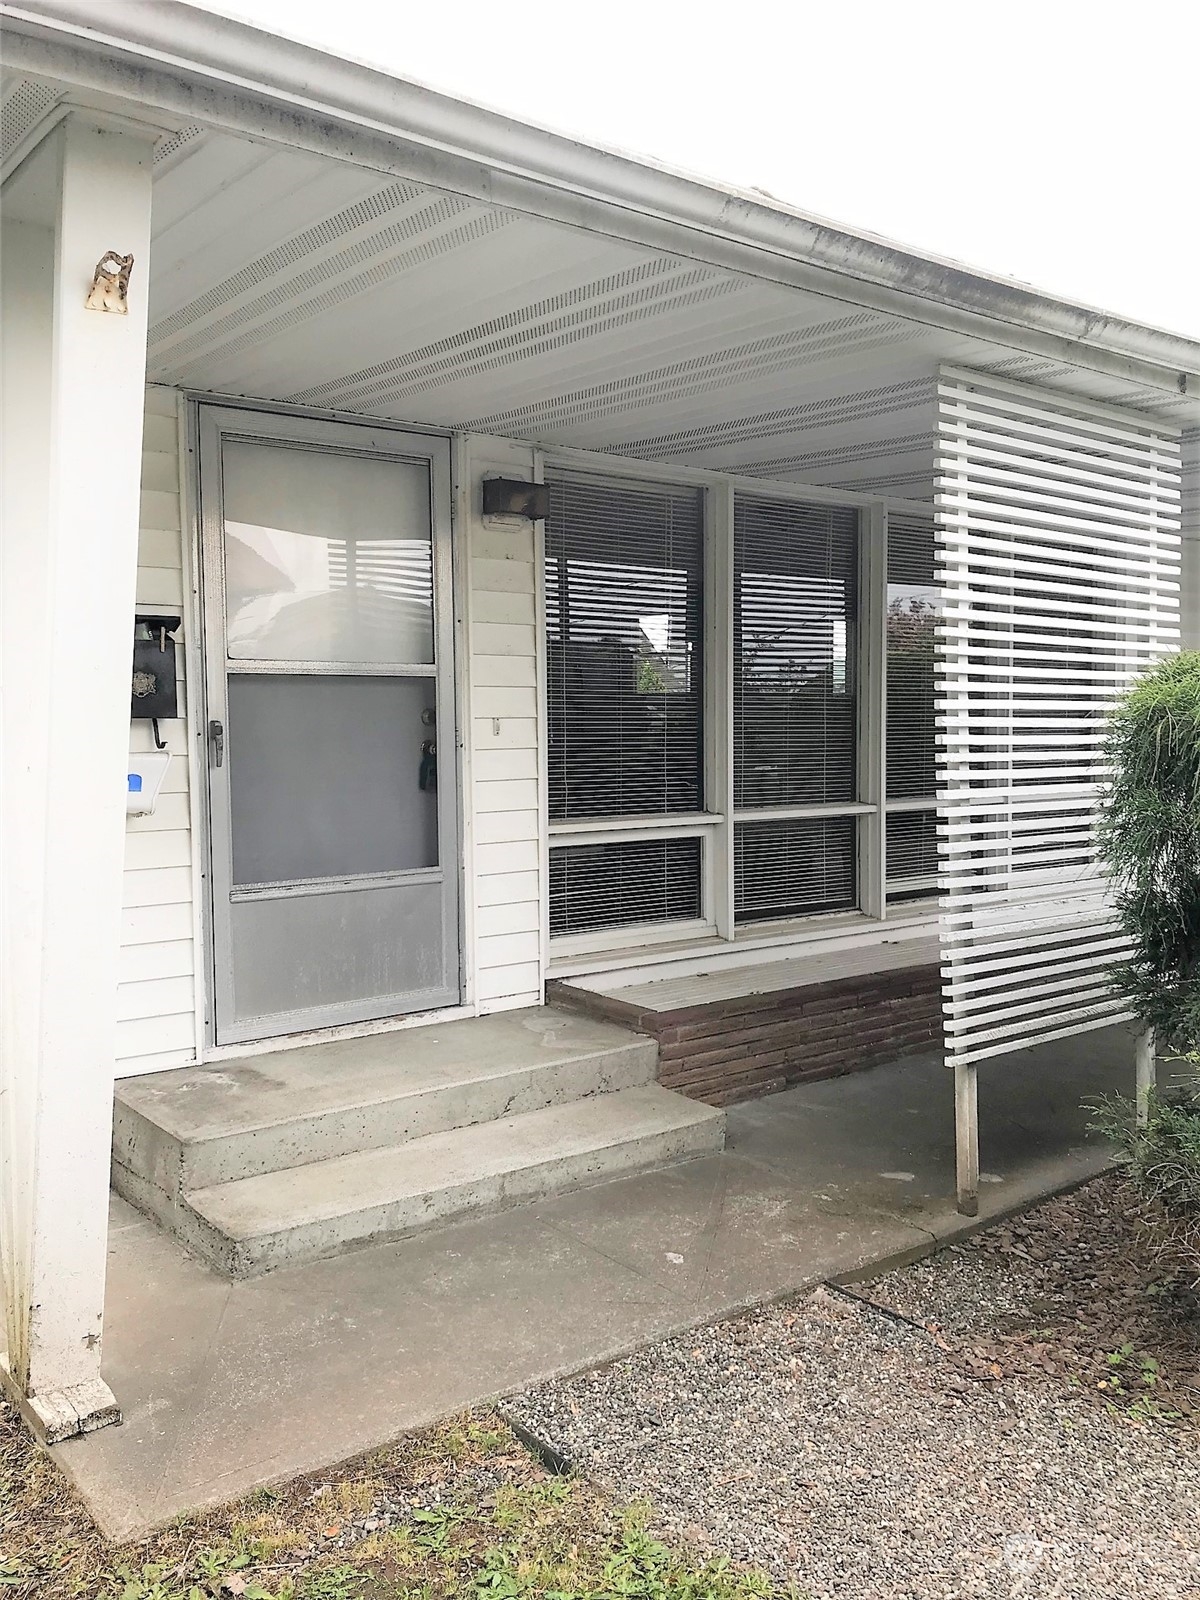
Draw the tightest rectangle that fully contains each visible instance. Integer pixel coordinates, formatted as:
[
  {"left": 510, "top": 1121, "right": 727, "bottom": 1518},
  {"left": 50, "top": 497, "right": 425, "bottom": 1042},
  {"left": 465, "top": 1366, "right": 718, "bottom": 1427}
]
[{"left": 0, "top": 115, "right": 154, "bottom": 1441}]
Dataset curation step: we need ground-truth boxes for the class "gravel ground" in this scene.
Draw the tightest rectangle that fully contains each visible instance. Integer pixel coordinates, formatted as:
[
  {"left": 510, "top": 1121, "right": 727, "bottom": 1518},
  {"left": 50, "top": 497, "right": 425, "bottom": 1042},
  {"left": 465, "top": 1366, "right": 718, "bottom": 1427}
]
[{"left": 505, "top": 1188, "right": 1200, "bottom": 1600}]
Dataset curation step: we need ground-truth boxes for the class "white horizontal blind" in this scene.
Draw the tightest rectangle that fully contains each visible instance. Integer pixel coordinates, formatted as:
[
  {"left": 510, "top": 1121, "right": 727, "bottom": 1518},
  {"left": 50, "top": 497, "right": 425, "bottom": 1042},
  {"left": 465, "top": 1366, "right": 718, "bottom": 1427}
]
[
  {"left": 549, "top": 836, "right": 702, "bottom": 936},
  {"left": 936, "top": 371, "right": 1182, "bottom": 1066},
  {"left": 886, "top": 514, "right": 938, "bottom": 801},
  {"left": 886, "top": 809, "right": 938, "bottom": 890},
  {"left": 733, "top": 495, "right": 858, "bottom": 808},
  {"left": 735, "top": 815, "right": 857, "bottom": 921},
  {"left": 732, "top": 494, "right": 860, "bottom": 922},
  {"left": 545, "top": 475, "right": 705, "bottom": 820},
  {"left": 886, "top": 512, "right": 939, "bottom": 898}
]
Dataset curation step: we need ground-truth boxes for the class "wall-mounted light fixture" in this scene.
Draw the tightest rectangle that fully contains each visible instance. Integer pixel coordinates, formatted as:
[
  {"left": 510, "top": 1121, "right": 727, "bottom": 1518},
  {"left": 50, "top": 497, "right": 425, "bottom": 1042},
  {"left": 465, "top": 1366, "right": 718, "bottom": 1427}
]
[{"left": 481, "top": 478, "right": 549, "bottom": 520}]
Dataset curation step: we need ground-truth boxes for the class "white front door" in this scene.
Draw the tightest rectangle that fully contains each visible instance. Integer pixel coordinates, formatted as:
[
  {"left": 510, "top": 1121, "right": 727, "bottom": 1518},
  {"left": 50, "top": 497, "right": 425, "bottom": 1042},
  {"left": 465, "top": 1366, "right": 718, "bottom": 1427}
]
[{"left": 198, "top": 406, "right": 460, "bottom": 1044}]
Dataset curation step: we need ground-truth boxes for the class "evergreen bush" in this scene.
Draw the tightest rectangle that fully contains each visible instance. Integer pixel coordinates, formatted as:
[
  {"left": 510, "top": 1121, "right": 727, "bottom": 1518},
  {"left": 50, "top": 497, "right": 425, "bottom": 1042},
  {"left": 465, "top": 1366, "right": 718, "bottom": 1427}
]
[
  {"left": 1099, "top": 651, "right": 1200, "bottom": 1046},
  {"left": 1094, "top": 651, "right": 1200, "bottom": 1277}
]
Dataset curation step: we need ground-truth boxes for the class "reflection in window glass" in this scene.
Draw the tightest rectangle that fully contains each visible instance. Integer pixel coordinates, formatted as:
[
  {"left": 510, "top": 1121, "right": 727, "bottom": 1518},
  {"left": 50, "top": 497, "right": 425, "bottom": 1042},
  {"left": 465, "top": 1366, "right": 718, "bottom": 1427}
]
[
  {"left": 545, "top": 477, "right": 705, "bottom": 820},
  {"left": 222, "top": 440, "right": 434, "bottom": 665},
  {"left": 733, "top": 496, "right": 859, "bottom": 809},
  {"left": 886, "top": 517, "right": 938, "bottom": 801}
]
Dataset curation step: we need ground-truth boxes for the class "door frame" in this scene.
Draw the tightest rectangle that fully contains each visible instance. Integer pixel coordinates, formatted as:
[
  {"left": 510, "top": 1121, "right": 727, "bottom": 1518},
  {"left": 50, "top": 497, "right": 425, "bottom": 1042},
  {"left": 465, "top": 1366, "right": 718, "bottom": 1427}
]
[{"left": 192, "top": 400, "right": 463, "bottom": 1047}]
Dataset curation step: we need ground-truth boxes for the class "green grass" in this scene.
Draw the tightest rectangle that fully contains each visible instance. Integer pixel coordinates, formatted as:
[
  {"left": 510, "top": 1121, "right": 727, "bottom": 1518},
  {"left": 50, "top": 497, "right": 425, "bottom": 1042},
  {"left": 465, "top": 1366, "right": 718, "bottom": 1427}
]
[{"left": 2, "top": 1406, "right": 793, "bottom": 1600}]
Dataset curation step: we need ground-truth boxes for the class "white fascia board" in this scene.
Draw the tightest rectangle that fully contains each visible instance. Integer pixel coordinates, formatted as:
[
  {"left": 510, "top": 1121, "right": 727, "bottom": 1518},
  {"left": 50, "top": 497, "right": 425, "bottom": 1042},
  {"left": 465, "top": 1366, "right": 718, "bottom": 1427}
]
[{"left": 3, "top": 0, "right": 1199, "bottom": 411}]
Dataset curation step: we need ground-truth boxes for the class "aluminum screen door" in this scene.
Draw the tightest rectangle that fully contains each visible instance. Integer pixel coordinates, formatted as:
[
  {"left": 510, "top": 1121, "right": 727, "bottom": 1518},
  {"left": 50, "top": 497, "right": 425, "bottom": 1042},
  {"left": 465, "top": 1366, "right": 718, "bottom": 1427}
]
[
  {"left": 935, "top": 369, "right": 1181, "bottom": 1210},
  {"left": 199, "top": 407, "right": 459, "bottom": 1044}
]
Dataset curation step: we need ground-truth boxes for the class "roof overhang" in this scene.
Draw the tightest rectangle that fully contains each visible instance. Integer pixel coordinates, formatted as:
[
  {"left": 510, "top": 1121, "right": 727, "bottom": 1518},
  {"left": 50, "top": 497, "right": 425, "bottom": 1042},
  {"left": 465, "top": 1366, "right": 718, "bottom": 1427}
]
[
  {"left": 5, "top": 1, "right": 1199, "bottom": 398},
  {"left": 3, "top": 0, "right": 1198, "bottom": 504}
]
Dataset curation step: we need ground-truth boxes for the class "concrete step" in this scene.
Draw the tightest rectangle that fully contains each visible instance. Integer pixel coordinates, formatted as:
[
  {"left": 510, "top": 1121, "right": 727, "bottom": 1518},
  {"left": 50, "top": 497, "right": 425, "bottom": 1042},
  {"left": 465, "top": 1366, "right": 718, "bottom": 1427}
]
[
  {"left": 183, "top": 1085, "right": 726, "bottom": 1276},
  {"left": 113, "top": 1006, "right": 658, "bottom": 1198}
]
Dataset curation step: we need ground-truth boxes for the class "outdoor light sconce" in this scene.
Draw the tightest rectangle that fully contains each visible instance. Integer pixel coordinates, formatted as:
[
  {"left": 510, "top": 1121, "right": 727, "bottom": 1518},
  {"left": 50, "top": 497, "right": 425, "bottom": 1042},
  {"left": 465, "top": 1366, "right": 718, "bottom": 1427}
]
[
  {"left": 132, "top": 614, "right": 182, "bottom": 748},
  {"left": 481, "top": 478, "right": 549, "bottom": 520}
]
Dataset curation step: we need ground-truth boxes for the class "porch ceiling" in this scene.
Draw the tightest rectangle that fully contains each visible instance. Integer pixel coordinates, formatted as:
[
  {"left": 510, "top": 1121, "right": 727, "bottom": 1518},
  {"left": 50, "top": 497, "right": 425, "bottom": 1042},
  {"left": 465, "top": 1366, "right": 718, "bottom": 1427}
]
[{"left": 5, "top": 62, "right": 1198, "bottom": 502}]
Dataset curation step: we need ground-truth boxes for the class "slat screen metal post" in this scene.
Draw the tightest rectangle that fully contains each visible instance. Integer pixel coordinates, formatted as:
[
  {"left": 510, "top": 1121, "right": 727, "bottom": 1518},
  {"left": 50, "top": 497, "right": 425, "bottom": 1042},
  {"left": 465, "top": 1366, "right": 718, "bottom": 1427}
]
[
  {"left": 954, "top": 1059, "right": 980, "bottom": 1216},
  {"left": 934, "top": 367, "right": 1182, "bottom": 1215},
  {"left": 1135, "top": 1028, "right": 1156, "bottom": 1129}
]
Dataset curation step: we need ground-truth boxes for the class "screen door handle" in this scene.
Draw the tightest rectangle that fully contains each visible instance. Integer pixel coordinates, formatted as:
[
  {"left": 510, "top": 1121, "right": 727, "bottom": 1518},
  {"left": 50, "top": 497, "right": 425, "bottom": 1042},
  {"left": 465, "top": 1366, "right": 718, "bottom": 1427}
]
[{"left": 208, "top": 719, "right": 224, "bottom": 768}]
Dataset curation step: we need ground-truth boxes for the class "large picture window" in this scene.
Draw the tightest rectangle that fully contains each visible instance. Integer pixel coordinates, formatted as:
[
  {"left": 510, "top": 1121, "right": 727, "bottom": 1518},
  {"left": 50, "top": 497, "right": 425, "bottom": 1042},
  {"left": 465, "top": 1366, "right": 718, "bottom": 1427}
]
[{"left": 543, "top": 463, "right": 936, "bottom": 949}]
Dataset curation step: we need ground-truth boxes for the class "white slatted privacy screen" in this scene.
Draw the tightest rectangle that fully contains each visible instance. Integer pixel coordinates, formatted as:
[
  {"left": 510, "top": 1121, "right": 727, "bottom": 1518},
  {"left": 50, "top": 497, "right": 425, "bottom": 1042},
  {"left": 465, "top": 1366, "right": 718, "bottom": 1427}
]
[{"left": 935, "top": 371, "right": 1182, "bottom": 1080}]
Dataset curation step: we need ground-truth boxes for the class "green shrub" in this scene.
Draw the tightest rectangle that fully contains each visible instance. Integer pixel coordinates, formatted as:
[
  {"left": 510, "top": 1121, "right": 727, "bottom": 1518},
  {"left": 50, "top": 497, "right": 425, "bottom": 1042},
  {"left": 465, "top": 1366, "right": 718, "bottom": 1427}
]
[
  {"left": 1094, "top": 652, "right": 1200, "bottom": 1276},
  {"left": 1098, "top": 651, "right": 1200, "bottom": 1048},
  {"left": 1090, "top": 1088, "right": 1200, "bottom": 1279}
]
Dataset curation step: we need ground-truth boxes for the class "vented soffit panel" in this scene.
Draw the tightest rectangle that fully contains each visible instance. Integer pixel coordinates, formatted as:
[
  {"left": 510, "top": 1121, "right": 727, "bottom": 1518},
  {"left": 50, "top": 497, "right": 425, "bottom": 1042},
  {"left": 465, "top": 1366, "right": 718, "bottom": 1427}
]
[
  {"left": 0, "top": 66, "right": 208, "bottom": 178},
  {"left": 5, "top": 1, "right": 1198, "bottom": 402},
  {"left": 129, "top": 129, "right": 1195, "bottom": 497},
  {"left": 0, "top": 72, "right": 62, "bottom": 165},
  {"left": 10, "top": 96, "right": 1190, "bottom": 493}
]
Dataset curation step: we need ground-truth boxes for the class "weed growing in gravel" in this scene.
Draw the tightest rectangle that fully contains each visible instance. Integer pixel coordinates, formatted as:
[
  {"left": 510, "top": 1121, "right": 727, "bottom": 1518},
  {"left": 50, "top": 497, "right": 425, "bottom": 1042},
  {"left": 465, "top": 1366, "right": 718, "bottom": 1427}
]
[{"left": 2, "top": 1402, "right": 786, "bottom": 1600}]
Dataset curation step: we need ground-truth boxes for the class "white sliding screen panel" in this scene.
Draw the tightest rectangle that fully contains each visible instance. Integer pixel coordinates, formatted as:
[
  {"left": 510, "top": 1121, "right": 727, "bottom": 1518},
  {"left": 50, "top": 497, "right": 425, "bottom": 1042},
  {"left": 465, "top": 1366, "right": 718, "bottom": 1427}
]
[{"left": 935, "top": 369, "right": 1182, "bottom": 1211}]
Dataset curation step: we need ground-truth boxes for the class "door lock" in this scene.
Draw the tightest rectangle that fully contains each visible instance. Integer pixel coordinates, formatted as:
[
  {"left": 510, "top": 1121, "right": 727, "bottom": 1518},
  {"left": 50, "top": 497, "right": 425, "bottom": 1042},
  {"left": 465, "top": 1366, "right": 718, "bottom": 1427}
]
[{"left": 208, "top": 719, "right": 224, "bottom": 768}]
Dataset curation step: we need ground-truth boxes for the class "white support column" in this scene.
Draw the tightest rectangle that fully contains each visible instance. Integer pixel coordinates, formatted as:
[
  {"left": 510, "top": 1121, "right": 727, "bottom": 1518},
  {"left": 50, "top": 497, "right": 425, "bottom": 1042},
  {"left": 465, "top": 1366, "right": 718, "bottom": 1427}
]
[{"left": 0, "top": 115, "right": 154, "bottom": 1441}]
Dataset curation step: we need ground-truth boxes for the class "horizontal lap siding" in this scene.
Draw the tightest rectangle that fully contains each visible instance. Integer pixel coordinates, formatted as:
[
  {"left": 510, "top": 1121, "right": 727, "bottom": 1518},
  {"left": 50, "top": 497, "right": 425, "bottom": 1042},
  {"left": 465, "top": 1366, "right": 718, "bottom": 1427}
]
[
  {"left": 465, "top": 439, "right": 545, "bottom": 1010},
  {"left": 118, "top": 387, "right": 199, "bottom": 1076}
]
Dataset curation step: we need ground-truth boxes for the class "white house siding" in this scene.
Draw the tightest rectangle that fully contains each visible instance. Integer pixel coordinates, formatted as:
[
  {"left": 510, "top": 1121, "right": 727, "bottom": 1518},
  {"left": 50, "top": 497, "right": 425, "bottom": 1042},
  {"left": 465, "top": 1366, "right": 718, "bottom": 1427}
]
[
  {"left": 461, "top": 435, "right": 545, "bottom": 1011},
  {"left": 117, "top": 386, "right": 197, "bottom": 1075}
]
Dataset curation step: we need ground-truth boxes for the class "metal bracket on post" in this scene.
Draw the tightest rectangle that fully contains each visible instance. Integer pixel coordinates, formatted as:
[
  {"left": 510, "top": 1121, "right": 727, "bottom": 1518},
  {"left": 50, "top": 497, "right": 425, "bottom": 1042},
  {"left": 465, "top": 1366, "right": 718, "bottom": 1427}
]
[
  {"left": 1135, "top": 1028, "right": 1156, "bottom": 1128},
  {"left": 954, "top": 1058, "right": 979, "bottom": 1216}
]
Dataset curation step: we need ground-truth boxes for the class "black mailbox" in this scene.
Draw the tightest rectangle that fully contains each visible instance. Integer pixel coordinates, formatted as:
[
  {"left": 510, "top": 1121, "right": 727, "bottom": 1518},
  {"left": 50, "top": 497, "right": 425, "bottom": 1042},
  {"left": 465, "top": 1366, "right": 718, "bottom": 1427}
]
[{"left": 132, "top": 614, "right": 181, "bottom": 723}]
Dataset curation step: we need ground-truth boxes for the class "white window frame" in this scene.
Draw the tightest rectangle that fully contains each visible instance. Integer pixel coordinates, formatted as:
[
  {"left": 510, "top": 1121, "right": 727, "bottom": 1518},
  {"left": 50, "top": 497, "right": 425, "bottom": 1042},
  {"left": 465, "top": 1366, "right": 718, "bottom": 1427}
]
[{"left": 538, "top": 442, "right": 936, "bottom": 958}]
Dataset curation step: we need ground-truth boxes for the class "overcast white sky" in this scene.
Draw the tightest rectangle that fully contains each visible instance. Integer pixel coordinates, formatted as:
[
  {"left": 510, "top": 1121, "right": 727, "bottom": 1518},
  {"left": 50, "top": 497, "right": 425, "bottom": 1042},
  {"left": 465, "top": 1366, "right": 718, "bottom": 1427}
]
[{"left": 203, "top": 0, "right": 1199, "bottom": 339}]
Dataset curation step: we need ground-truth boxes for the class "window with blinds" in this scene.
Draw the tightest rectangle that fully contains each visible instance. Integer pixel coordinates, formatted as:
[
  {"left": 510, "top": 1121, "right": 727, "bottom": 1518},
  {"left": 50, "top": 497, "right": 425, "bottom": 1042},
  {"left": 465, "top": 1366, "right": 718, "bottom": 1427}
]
[
  {"left": 735, "top": 817, "right": 857, "bottom": 922},
  {"left": 549, "top": 837, "right": 703, "bottom": 937},
  {"left": 886, "top": 515, "right": 938, "bottom": 801},
  {"left": 545, "top": 476, "right": 705, "bottom": 821},
  {"left": 733, "top": 496, "right": 858, "bottom": 808},
  {"left": 886, "top": 811, "right": 939, "bottom": 899}
]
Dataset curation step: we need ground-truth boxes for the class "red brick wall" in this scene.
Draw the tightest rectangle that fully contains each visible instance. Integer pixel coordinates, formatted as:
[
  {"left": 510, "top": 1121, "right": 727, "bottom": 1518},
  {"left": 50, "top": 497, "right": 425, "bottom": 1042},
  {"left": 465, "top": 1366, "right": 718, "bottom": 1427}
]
[{"left": 549, "top": 964, "right": 943, "bottom": 1106}]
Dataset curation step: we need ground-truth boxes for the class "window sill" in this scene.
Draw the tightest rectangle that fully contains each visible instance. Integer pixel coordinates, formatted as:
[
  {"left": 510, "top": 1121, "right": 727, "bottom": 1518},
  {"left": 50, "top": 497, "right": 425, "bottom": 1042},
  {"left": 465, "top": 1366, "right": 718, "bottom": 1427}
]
[{"left": 546, "top": 902, "right": 939, "bottom": 985}]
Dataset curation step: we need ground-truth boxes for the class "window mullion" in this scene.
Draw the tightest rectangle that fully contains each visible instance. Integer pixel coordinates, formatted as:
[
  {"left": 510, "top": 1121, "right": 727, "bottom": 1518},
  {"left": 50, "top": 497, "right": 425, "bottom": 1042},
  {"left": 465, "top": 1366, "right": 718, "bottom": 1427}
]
[
  {"left": 858, "top": 503, "right": 887, "bottom": 919},
  {"left": 708, "top": 481, "right": 735, "bottom": 939}
]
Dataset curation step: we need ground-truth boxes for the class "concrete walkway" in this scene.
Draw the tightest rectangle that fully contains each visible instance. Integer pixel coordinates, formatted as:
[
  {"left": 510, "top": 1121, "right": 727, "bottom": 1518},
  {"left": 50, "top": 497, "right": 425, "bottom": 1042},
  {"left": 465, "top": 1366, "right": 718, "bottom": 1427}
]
[{"left": 55, "top": 1028, "right": 1135, "bottom": 1539}]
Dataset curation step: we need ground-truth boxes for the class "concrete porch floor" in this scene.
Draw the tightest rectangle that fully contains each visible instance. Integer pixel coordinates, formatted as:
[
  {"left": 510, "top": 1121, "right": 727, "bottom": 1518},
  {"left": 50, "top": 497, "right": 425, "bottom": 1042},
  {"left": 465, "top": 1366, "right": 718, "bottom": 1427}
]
[{"left": 56, "top": 1028, "right": 1136, "bottom": 1540}]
